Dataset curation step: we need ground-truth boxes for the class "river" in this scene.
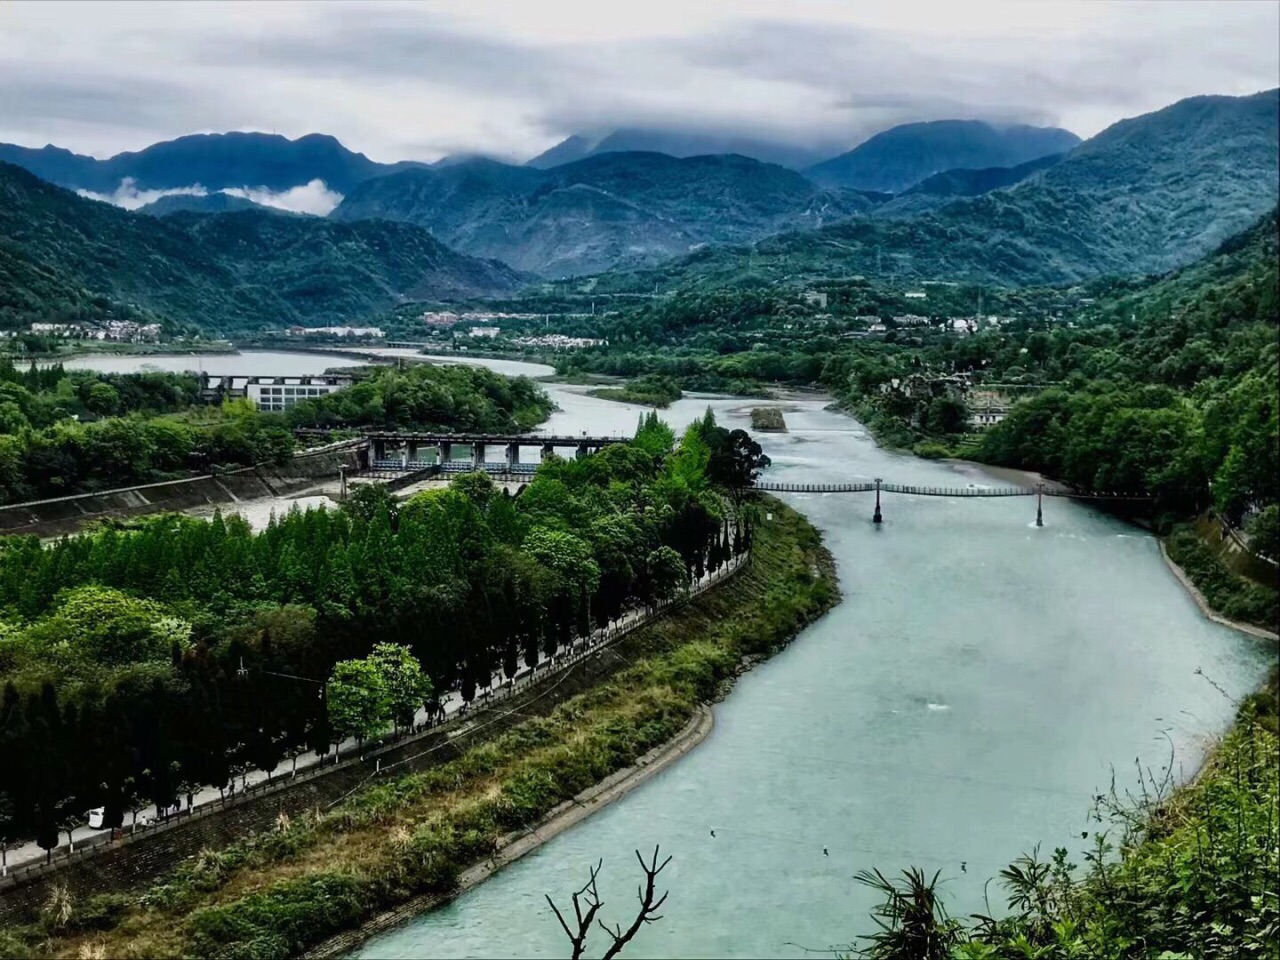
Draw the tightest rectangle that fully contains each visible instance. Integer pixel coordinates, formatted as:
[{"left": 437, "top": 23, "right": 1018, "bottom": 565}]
[{"left": 61, "top": 350, "right": 1275, "bottom": 958}]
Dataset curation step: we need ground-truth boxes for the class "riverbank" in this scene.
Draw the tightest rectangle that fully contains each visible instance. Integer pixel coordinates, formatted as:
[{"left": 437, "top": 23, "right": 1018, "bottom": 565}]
[
  {"left": 1159, "top": 540, "right": 1279, "bottom": 642},
  {"left": 21, "top": 498, "right": 837, "bottom": 960},
  {"left": 307, "top": 705, "right": 715, "bottom": 959},
  {"left": 20, "top": 341, "right": 237, "bottom": 364}
]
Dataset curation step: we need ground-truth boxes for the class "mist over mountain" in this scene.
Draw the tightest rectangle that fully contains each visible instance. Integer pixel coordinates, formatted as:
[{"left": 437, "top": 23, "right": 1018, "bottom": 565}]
[
  {"left": 526, "top": 127, "right": 835, "bottom": 170},
  {"left": 803, "top": 120, "right": 1082, "bottom": 192},
  {"left": 0, "top": 132, "right": 425, "bottom": 195}
]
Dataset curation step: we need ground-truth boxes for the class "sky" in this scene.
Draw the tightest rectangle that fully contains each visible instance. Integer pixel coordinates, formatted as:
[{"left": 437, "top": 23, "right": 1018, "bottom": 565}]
[{"left": 0, "top": 0, "right": 1277, "bottom": 164}]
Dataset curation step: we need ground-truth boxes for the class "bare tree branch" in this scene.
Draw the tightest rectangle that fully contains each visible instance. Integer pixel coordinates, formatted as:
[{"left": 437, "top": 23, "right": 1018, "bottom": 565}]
[
  {"left": 599, "top": 846, "right": 672, "bottom": 960},
  {"left": 546, "top": 859, "right": 604, "bottom": 960},
  {"left": 547, "top": 846, "right": 674, "bottom": 960}
]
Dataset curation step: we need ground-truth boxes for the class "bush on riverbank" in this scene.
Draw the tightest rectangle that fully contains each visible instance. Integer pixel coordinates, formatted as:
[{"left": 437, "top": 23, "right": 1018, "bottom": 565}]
[
  {"left": 1165, "top": 524, "right": 1279, "bottom": 629},
  {"left": 22, "top": 497, "right": 836, "bottom": 960},
  {"left": 587, "top": 373, "right": 684, "bottom": 408}
]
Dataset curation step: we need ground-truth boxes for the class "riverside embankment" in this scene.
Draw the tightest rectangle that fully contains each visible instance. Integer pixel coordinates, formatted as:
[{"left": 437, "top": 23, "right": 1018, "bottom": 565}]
[{"left": 0, "top": 441, "right": 363, "bottom": 538}]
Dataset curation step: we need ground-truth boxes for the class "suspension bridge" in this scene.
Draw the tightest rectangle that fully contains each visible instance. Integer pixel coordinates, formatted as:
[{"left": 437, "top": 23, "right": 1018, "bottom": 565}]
[{"left": 752, "top": 478, "right": 1152, "bottom": 526}]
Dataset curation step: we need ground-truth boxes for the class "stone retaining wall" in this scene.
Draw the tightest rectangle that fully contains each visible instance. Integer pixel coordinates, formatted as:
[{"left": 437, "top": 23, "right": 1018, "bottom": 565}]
[{"left": 0, "top": 442, "right": 365, "bottom": 538}]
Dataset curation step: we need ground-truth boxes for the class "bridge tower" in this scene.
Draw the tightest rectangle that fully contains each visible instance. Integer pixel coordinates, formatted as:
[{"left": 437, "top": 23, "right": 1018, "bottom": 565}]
[
  {"left": 873, "top": 478, "right": 883, "bottom": 524},
  {"left": 1035, "top": 482, "right": 1044, "bottom": 527}
]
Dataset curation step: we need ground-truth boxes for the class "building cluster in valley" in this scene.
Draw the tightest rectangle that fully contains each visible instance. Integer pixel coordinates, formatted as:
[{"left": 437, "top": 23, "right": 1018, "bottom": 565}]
[
  {"left": 877, "top": 371, "right": 1019, "bottom": 429},
  {"left": 285, "top": 325, "right": 386, "bottom": 338},
  {"left": 20, "top": 320, "right": 163, "bottom": 341}
]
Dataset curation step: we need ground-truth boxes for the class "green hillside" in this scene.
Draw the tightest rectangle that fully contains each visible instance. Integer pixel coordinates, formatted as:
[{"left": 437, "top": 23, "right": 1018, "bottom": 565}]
[
  {"left": 331, "top": 152, "right": 873, "bottom": 276},
  {"left": 582, "top": 90, "right": 1279, "bottom": 293},
  {"left": 0, "top": 162, "right": 525, "bottom": 334}
]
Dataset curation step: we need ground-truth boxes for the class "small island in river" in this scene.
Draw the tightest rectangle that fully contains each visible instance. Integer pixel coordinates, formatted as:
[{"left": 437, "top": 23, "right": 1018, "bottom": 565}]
[{"left": 750, "top": 407, "right": 788, "bottom": 432}]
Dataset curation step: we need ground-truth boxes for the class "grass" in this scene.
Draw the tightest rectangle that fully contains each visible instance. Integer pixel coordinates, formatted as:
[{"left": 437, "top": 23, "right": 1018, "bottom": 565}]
[{"left": 17, "top": 497, "right": 836, "bottom": 960}]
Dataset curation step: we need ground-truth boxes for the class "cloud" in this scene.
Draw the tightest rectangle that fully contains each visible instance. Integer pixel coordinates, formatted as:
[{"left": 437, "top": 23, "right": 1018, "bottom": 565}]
[
  {"left": 223, "top": 180, "right": 343, "bottom": 216},
  {"left": 78, "top": 178, "right": 342, "bottom": 215},
  {"left": 0, "top": 0, "right": 1276, "bottom": 163},
  {"left": 78, "top": 179, "right": 206, "bottom": 210}
]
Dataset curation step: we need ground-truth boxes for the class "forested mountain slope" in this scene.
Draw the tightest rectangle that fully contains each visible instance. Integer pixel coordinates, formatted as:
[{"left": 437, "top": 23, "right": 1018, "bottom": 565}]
[
  {"left": 0, "top": 162, "right": 524, "bottom": 333},
  {"left": 590, "top": 90, "right": 1279, "bottom": 292},
  {"left": 330, "top": 152, "right": 875, "bottom": 276},
  {"left": 803, "top": 119, "right": 1080, "bottom": 192}
]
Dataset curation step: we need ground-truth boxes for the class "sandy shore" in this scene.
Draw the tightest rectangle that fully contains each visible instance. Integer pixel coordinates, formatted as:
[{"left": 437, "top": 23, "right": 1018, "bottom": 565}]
[{"left": 305, "top": 704, "right": 716, "bottom": 959}]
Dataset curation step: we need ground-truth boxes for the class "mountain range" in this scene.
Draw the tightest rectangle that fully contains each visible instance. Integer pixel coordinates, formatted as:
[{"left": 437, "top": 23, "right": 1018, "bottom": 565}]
[
  {"left": 0, "top": 162, "right": 522, "bottom": 334},
  {"left": 525, "top": 127, "right": 836, "bottom": 170},
  {"left": 329, "top": 152, "right": 877, "bottom": 276},
  {"left": 1, "top": 89, "right": 1277, "bottom": 333},
  {"left": 803, "top": 120, "right": 1081, "bottom": 192},
  {"left": 586, "top": 90, "right": 1279, "bottom": 293},
  {"left": 0, "top": 132, "right": 424, "bottom": 196}
]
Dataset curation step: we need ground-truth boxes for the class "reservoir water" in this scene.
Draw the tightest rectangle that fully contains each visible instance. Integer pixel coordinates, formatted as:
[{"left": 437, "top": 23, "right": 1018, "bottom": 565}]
[{"left": 62, "top": 350, "right": 1275, "bottom": 958}]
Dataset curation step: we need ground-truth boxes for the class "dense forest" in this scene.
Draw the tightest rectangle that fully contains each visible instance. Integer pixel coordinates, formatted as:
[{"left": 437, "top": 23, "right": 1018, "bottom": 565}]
[
  {"left": 843, "top": 208, "right": 1279, "bottom": 544},
  {"left": 0, "top": 362, "right": 554, "bottom": 504},
  {"left": 0, "top": 412, "right": 767, "bottom": 859}
]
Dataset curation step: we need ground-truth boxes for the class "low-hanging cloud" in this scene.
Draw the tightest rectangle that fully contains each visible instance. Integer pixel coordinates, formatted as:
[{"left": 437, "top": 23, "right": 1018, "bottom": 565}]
[
  {"left": 77, "top": 178, "right": 343, "bottom": 215},
  {"left": 2, "top": 1, "right": 1277, "bottom": 164}
]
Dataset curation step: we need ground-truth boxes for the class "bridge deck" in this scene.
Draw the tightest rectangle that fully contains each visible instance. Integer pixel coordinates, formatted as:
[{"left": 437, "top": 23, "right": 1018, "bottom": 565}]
[
  {"left": 296, "top": 428, "right": 625, "bottom": 446},
  {"left": 753, "top": 481, "right": 1150, "bottom": 501}
]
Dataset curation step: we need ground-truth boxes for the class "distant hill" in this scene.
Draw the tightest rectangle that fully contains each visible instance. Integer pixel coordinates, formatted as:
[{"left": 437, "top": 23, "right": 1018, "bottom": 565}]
[
  {"left": 803, "top": 120, "right": 1081, "bottom": 193},
  {"left": 0, "top": 161, "right": 525, "bottom": 334},
  {"left": 872, "top": 152, "right": 1066, "bottom": 218},
  {"left": 0, "top": 131, "right": 425, "bottom": 195},
  {"left": 332, "top": 151, "right": 876, "bottom": 276},
  {"left": 581, "top": 90, "right": 1279, "bottom": 292},
  {"left": 136, "top": 192, "right": 292, "bottom": 217},
  {"left": 526, "top": 127, "right": 833, "bottom": 170}
]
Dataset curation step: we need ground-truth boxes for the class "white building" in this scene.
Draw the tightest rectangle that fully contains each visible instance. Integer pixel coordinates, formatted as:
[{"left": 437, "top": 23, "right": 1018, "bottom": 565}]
[{"left": 287, "top": 326, "right": 384, "bottom": 338}]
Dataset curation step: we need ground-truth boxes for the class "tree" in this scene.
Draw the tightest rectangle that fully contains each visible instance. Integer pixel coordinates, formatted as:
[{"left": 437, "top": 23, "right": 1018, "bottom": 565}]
[
  {"left": 705, "top": 429, "right": 771, "bottom": 501},
  {"left": 547, "top": 846, "right": 672, "bottom": 960},
  {"left": 922, "top": 396, "right": 967, "bottom": 435},
  {"left": 369, "top": 642, "right": 433, "bottom": 732},
  {"left": 852, "top": 867, "right": 961, "bottom": 960},
  {"left": 1247, "top": 503, "right": 1280, "bottom": 559},
  {"left": 326, "top": 658, "right": 391, "bottom": 745},
  {"left": 341, "top": 482, "right": 400, "bottom": 528}
]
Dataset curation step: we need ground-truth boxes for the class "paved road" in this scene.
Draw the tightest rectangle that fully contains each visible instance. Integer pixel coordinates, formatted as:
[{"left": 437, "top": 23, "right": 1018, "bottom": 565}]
[{"left": 1, "top": 560, "right": 741, "bottom": 874}]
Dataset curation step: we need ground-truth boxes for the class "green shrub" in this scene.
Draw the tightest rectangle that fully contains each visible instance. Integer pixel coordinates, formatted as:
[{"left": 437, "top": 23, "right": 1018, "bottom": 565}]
[
  {"left": 187, "top": 872, "right": 372, "bottom": 960},
  {"left": 912, "top": 440, "right": 952, "bottom": 459}
]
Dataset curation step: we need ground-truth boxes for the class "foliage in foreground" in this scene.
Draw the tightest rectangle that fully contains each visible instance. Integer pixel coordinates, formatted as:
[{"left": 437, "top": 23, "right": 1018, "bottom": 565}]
[{"left": 851, "top": 673, "right": 1280, "bottom": 959}]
